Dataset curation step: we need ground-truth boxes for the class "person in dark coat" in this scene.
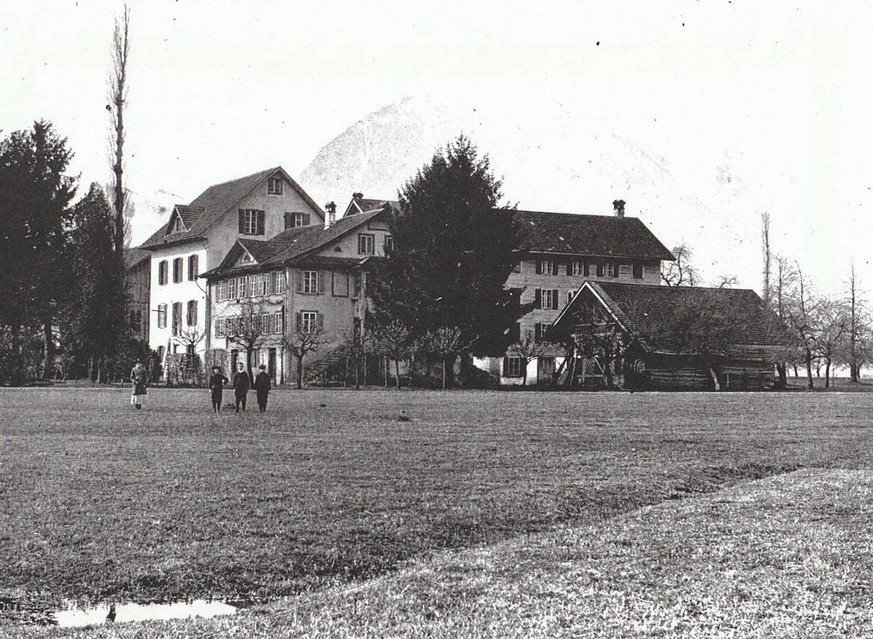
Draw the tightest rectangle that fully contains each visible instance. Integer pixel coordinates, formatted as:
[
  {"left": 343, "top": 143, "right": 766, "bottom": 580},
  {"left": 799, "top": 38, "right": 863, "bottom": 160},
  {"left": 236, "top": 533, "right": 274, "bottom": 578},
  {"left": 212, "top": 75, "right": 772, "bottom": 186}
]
[
  {"left": 254, "top": 364, "right": 271, "bottom": 412},
  {"left": 232, "top": 361, "right": 250, "bottom": 412},
  {"left": 130, "top": 360, "right": 147, "bottom": 410},
  {"left": 208, "top": 366, "right": 229, "bottom": 413}
]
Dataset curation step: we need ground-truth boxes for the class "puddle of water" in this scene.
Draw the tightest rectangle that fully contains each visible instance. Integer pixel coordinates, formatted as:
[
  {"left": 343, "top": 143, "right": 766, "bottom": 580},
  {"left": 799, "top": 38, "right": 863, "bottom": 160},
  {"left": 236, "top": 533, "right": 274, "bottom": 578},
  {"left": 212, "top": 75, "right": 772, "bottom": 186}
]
[{"left": 53, "top": 599, "right": 238, "bottom": 628}]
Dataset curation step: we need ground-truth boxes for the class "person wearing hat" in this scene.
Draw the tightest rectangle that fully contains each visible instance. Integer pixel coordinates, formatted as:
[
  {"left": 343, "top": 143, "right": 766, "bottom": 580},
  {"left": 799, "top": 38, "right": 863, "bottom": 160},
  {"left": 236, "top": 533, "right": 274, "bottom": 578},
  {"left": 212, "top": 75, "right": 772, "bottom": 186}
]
[
  {"left": 208, "top": 365, "right": 229, "bottom": 413},
  {"left": 254, "top": 364, "right": 271, "bottom": 413},
  {"left": 130, "top": 360, "right": 147, "bottom": 410},
  {"left": 232, "top": 361, "right": 250, "bottom": 412}
]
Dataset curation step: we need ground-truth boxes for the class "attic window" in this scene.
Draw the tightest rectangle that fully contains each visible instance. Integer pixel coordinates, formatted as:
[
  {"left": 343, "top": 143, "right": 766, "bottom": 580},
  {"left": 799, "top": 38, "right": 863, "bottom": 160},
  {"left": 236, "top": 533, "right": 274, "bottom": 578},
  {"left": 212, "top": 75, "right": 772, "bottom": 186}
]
[
  {"left": 267, "top": 177, "right": 283, "bottom": 195},
  {"left": 241, "top": 254, "right": 253, "bottom": 263},
  {"left": 168, "top": 216, "right": 184, "bottom": 234}
]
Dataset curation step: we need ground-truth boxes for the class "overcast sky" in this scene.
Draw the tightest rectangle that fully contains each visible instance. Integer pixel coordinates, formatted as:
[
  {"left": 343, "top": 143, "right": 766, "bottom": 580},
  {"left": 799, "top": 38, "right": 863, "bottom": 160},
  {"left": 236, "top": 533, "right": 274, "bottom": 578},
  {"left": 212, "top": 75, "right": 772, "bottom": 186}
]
[{"left": 2, "top": 0, "right": 871, "bottom": 296}]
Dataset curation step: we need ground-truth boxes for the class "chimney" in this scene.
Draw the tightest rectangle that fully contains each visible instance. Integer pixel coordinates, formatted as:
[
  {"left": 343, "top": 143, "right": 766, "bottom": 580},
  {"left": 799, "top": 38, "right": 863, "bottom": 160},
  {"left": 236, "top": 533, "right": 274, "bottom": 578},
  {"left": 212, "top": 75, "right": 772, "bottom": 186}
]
[
  {"left": 353, "top": 192, "right": 363, "bottom": 201},
  {"left": 325, "top": 201, "right": 337, "bottom": 229},
  {"left": 613, "top": 199, "right": 626, "bottom": 218}
]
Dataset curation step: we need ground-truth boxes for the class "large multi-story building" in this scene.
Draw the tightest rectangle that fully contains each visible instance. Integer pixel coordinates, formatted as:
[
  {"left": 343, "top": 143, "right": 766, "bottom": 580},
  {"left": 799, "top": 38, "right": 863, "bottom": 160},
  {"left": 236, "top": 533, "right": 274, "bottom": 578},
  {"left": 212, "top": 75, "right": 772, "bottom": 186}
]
[
  {"left": 137, "top": 167, "right": 324, "bottom": 372},
  {"left": 476, "top": 200, "right": 675, "bottom": 384},
  {"left": 201, "top": 195, "right": 395, "bottom": 383}
]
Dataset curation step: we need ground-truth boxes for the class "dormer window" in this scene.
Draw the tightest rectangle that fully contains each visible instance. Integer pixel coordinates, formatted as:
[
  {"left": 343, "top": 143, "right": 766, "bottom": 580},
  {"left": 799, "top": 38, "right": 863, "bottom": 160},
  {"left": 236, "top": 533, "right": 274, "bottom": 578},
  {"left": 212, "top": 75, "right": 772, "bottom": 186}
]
[{"left": 267, "top": 177, "right": 283, "bottom": 195}]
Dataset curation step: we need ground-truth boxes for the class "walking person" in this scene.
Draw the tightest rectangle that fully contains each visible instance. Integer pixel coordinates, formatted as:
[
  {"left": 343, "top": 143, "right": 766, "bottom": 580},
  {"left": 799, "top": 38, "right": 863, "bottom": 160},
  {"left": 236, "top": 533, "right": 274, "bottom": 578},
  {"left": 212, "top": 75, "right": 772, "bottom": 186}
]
[
  {"left": 130, "top": 360, "right": 147, "bottom": 410},
  {"left": 208, "top": 365, "right": 229, "bottom": 413},
  {"left": 254, "top": 364, "right": 271, "bottom": 412},
  {"left": 232, "top": 361, "right": 250, "bottom": 412}
]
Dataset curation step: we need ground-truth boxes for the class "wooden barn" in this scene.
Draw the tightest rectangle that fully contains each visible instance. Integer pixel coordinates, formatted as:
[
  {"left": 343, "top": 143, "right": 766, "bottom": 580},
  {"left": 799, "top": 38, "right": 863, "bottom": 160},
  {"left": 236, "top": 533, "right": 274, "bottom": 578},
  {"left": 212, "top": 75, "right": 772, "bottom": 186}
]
[{"left": 549, "top": 281, "right": 791, "bottom": 391}]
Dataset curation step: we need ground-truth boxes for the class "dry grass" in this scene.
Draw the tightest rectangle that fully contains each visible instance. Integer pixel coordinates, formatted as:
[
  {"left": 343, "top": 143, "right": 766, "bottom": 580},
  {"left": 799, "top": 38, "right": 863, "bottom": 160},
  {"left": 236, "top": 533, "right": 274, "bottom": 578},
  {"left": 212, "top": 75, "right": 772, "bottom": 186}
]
[
  {"left": 8, "top": 469, "right": 872, "bottom": 637},
  {"left": 1, "top": 387, "right": 872, "bottom": 635}
]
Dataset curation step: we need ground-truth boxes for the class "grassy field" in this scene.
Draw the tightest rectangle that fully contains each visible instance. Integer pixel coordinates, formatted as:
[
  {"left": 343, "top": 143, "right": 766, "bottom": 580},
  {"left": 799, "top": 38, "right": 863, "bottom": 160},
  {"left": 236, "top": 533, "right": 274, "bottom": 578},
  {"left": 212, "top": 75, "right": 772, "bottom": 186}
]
[{"left": 1, "top": 387, "right": 872, "bottom": 635}]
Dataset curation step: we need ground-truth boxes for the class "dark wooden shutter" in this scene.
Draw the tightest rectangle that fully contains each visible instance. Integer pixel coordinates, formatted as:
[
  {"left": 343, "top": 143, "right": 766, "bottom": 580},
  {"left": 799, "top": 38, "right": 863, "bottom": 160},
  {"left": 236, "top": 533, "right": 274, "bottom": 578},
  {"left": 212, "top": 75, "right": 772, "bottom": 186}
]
[
  {"left": 534, "top": 288, "right": 542, "bottom": 309},
  {"left": 238, "top": 209, "right": 245, "bottom": 233},
  {"left": 284, "top": 212, "right": 291, "bottom": 229},
  {"left": 303, "top": 213, "right": 311, "bottom": 226},
  {"left": 535, "top": 323, "right": 542, "bottom": 342},
  {"left": 535, "top": 261, "right": 543, "bottom": 275},
  {"left": 502, "top": 357, "right": 510, "bottom": 375},
  {"left": 584, "top": 261, "right": 590, "bottom": 277},
  {"left": 257, "top": 210, "right": 265, "bottom": 235},
  {"left": 552, "top": 289, "right": 559, "bottom": 309}
]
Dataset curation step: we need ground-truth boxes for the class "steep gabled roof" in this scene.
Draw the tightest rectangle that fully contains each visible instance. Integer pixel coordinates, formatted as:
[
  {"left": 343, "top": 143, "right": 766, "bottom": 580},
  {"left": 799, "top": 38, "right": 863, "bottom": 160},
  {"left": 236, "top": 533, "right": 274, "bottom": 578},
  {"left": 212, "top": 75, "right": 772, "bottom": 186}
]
[
  {"left": 553, "top": 281, "right": 789, "bottom": 352},
  {"left": 138, "top": 167, "right": 324, "bottom": 250},
  {"left": 202, "top": 206, "right": 390, "bottom": 280},
  {"left": 267, "top": 208, "right": 385, "bottom": 265},
  {"left": 506, "top": 210, "right": 674, "bottom": 261},
  {"left": 343, "top": 196, "right": 398, "bottom": 217}
]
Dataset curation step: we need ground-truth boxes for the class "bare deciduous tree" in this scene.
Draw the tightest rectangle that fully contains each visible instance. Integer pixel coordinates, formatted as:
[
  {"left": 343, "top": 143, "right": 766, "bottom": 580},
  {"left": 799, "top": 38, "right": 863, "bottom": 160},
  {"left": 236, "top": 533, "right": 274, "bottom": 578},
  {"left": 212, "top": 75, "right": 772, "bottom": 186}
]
[
  {"left": 225, "top": 299, "right": 269, "bottom": 382},
  {"left": 283, "top": 320, "right": 327, "bottom": 389},
  {"left": 661, "top": 243, "right": 698, "bottom": 287},
  {"left": 508, "top": 329, "right": 549, "bottom": 386},
  {"left": 423, "top": 326, "right": 464, "bottom": 390}
]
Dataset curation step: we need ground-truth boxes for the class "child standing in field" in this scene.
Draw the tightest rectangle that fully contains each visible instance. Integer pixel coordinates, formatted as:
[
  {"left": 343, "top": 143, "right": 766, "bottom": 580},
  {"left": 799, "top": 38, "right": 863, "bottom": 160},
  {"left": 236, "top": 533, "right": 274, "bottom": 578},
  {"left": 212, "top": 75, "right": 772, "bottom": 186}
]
[
  {"left": 232, "top": 361, "right": 250, "bottom": 412},
  {"left": 130, "top": 360, "right": 147, "bottom": 410},
  {"left": 254, "top": 364, "right": 271, "bottom": 412},
  {"left": 208, "top": 365, "right": 229, "bottom": 413}
]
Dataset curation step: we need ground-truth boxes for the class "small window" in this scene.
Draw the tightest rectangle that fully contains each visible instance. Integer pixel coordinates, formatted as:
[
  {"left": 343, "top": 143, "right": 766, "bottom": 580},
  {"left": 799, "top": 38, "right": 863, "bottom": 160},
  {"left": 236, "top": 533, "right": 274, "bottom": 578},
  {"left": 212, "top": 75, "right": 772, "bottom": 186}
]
[
  {"left": 596, "top": 263, "right": 605, "bottom": 277},
  {"left": 239, "top": 209, "right": 265, "bottom": 235},
  {"left": 188, "top": 255, "right": 199, "bottom": 281},
  {"left": 298, "top": 311, "right": 319, "bottom": 334},
  {"left": 267, "top": 177, "right": 283, "bottom": 195},
  {"left": 172, "top": 258, "right": 183, "bottom": 283},
  {"left": 536, "top": 259, "right": 555, "bottom": 275},
  {"left": 274, "top": 310, "right": 284, "bottom": 334},
  {"left": 303, "top": 270, "right": 318, "bottom": 294},
  {"left": 227, "top": 278, "right": 236, "bottom": 299},
  {"left": 272, "top": 271, "right": 285, "bottom": 294},
  {"left": 384, "top": 235, "right": 394, "bottom": 253},
  {"left": 171, "top": 302, "right": 182, "bottom": 336},
  {"left": 236, "top": 276, "right": 247, "bottom": 298},
  {"left": 358, "top": 234, "right": 375, "bottom": 255},
  {"left": 567, "top": 290, "right": 574, "bottom": 305},
  {"left": 608, "top": 262, "right": 619, "bottom": 278},
  {"left": 535, "top": 288, "right": 560, "bottom": 310},
  {"left": 186, "top": 300, "right": 197, "bottom": 326},
  {"left": 571, "top": 260, "right": 584, "bottom": 276},
  {"left": 633, "top": 263, "right": 644, "bottom": 279},
  {"left": 158, "top": 260, "right": 168, "bottom": 286},
  {"left": 157, "top": 304, "right": 167, "bottom": 328},
  {"left": 285, "top": 212, "right": 311, "bottom": 229},
  {"left": 215, "top": 317, "right": 226, "bottom": 338},
  {"left": 504, "top": 356, "right": 524, "bottom": 378}
]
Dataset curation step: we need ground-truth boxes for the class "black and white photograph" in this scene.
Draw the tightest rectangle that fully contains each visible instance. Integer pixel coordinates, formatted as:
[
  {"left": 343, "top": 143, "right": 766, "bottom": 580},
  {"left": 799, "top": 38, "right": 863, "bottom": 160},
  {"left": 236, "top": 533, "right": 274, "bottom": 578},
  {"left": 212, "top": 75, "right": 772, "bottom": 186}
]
[{"left": 1, "top": 0, "right": 872, "bottom": 635}]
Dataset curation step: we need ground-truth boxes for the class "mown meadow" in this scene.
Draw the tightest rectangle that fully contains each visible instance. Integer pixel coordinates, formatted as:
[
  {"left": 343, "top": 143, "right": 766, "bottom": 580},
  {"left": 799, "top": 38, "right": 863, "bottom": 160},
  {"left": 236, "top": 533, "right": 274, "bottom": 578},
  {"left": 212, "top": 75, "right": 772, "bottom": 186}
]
[{"left": 1, "top": 387, "right": 872, "bottom": 635}]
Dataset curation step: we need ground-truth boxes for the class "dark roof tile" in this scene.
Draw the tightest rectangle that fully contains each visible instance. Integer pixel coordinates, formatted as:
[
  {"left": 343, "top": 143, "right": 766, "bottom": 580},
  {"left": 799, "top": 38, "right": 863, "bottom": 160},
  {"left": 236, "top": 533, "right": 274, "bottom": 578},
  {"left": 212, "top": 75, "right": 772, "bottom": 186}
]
[{"left": 507, "top": 210, "right": 674, "bottom": 261}]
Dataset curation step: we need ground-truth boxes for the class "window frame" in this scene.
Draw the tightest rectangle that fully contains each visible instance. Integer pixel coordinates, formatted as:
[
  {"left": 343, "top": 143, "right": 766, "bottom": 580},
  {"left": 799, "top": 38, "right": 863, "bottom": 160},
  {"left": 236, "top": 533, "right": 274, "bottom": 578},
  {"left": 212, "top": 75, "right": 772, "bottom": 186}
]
[
  {"left": 158, "top": 260, "right": 168, "bottom": 286},
  {"left": 187, "top": 255, "right": 199, "bottom": 281},
  {"left": 632, "top": 263, "right": 644, "bottom": 279},
  {"left": 504, "top": 356, "right": 524, "bottom": 378},
  {"left": 300, "top": 310, "right": 319, "bottom": 334},
  {"left": 302, "top": 270, "right": 318, "bottom": 295},
  {"left": 358, "top": 233, "right": 375, "bottom": 255},
  {"left": 172, "top": 257, "right": 183, "bottom": 283},
  {"left": 267, "top": 177, "right": 283, "bottom": 195}
]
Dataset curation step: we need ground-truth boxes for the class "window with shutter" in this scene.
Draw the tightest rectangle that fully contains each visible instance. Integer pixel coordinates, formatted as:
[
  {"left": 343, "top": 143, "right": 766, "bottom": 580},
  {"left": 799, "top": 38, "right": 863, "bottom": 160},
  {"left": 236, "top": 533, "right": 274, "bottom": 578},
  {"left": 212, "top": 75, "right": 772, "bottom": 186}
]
[
  {"left": 534, "top": 288, "right": 542, "bottom": 308},
  {"left": 173, "top": 258, "right": 183, "bottom": 283},
  {"left": 188, "top": 255, "right": 198, "bottom": 280},
  {"left": 158, "top": 260, "right": 168, "bottom": 285},
  {"left": 633, "top": 263, "right": 643, "bottom": 279}
]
